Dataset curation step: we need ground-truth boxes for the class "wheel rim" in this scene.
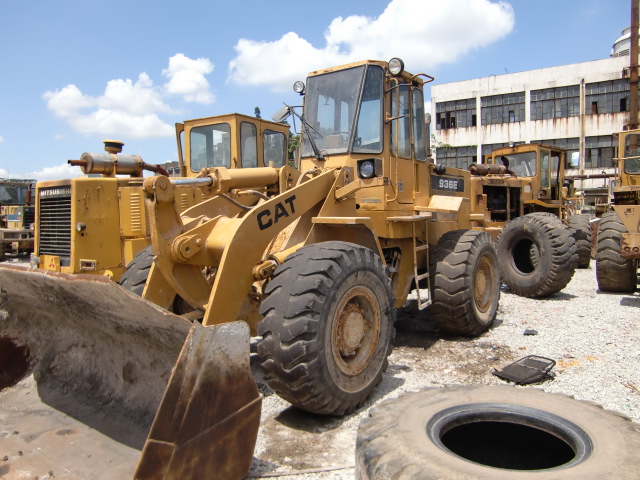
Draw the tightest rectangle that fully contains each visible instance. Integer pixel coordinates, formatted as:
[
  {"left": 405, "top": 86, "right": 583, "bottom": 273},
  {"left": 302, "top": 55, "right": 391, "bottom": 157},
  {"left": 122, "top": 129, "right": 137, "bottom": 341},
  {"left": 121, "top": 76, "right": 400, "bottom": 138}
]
[
  {"left": 474, "top": 255, "right": 495, "bottom": 314},
  {"left": 331, "top": 286, "right": 381, "bottom": 377}
]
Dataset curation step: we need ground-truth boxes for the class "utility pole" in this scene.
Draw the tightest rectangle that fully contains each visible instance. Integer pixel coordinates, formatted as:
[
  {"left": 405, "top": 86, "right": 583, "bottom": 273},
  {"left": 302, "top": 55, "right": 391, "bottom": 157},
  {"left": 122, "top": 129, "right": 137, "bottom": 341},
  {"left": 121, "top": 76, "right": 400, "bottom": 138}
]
[{"left": 628, "top": 0, "right": 639, "bottom": 130}]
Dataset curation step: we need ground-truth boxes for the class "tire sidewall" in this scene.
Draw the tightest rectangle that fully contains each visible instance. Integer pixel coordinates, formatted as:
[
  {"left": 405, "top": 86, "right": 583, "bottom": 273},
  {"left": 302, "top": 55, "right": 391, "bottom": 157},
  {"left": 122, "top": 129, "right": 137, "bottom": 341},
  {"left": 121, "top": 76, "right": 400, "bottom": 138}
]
[
  {"left": 322, "top": 263, "right": 394, "bottom": 395},
  {"left": 498, "top": 219, "right": 552, "bottom": 291},
  {"left": 357, "top": 385, "right": 640, "bottom": 480},
  {"left": 468, "top": 236, "right": 500, "bottom": 328}
]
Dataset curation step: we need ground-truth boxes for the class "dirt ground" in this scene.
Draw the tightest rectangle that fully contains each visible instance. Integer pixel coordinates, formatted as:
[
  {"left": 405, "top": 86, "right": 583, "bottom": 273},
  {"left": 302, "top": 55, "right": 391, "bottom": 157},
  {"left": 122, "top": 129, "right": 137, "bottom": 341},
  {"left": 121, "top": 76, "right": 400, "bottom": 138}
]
[{"left": 0, "top": 263, "right": 637, "bottom": 479}]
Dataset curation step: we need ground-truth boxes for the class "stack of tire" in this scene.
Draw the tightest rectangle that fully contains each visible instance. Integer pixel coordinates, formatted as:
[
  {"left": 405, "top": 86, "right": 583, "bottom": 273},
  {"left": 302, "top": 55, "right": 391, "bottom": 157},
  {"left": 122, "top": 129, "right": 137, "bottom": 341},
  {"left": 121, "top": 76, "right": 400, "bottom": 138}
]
[{"left": 595, "top": 211, "right": 638, "bottom": 292}]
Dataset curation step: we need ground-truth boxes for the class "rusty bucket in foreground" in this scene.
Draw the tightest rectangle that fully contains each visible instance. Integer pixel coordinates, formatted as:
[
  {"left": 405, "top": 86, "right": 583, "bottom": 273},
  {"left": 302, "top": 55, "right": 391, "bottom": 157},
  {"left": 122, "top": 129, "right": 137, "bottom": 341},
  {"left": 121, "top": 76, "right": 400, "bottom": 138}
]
[{"left": 0, "top": 265, "right": 261, "bottom": 479}]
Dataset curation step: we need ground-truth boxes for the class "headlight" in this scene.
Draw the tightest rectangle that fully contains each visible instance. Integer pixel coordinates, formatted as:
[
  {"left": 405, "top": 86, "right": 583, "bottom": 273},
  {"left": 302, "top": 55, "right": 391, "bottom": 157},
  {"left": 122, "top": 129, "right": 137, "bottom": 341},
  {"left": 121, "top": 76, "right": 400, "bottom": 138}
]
[
  {"left": 293, "top": 81, "right": 305, "bottom": 94},
  {"left": 388, "top": 58, "right": 405, "bottom": 75},
  {"left": 357, "top": 158, "right": 381, "bottom": 179}
]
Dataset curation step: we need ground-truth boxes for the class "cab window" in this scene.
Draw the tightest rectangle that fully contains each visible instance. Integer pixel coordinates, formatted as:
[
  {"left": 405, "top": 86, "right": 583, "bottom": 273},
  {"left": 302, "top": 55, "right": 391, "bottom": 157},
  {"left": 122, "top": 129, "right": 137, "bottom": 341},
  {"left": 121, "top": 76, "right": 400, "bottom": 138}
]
[
  {"left": 190, "top": 123, "right": 231, "bottom": 171},
  {"left": 241, "top": 122, "right": 258, "bottom": 167},
  {"left": 263, "top": 130, "right": 287, "bottom": 167}
]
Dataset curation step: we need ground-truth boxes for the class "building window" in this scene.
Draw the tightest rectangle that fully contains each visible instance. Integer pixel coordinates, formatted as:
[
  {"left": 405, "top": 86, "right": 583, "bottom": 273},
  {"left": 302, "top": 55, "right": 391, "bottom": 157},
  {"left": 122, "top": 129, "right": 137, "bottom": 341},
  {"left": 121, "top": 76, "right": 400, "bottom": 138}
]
[
  {"left": 435, "top": 145, "right": 477, "bottom": 169},
  {"left": 435, "top": 98, "right": 476, "bottom": 130},
  {"left": 530, "top": 86, "right": 580, "bottom": 120},
  {"left": 585, "top": 136, "right": 614, "bottom": 169},
  {"left": 585, "top": 79, "right": 630, "bottom": 115},
  {"left": 481, "top": 92, "right": 525, "bottom": 125}
]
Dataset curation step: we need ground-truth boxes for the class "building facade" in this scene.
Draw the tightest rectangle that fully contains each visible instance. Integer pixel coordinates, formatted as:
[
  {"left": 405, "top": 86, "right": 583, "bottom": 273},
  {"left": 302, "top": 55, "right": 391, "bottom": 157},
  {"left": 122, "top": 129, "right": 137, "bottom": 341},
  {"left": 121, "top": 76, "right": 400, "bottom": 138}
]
[{"left": 430, "top": 54, "right": 634, "bottom": 206}]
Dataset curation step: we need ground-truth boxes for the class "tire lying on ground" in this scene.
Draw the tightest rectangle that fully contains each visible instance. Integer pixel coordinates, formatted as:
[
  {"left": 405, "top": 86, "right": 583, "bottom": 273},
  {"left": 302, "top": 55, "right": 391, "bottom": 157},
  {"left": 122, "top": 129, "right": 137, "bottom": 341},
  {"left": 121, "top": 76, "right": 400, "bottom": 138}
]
[
  {"left": 497, "top": 213, "right": 577, "bottom": 297},
  {"left": 428, "top": 229, "right": 500, "bottom": 336},
  {"left": 595, "top": 211, "right": 637, "bottom": 292},
  {"left": 355, "top": 385, "right": 640, "bottom": 480},
  {"left": 257, "top": 241, "right": 395, "bottom": 416},
  {"left": 567, "top": 214, "right": 592, "bottom": 269}
]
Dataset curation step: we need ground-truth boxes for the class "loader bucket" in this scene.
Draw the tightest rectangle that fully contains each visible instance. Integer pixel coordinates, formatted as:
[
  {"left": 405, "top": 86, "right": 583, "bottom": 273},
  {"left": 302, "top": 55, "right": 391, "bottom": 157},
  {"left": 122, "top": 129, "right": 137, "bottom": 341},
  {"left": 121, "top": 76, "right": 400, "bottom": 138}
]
[
  {"left": 134, "top": 321, "right": 262, "bottom": 480},
  {"left": 0, "top": 264, "right": 192, "bottom": 426},
  {"left": 0, "top": 265, "right": 262, "bottom": 478}
]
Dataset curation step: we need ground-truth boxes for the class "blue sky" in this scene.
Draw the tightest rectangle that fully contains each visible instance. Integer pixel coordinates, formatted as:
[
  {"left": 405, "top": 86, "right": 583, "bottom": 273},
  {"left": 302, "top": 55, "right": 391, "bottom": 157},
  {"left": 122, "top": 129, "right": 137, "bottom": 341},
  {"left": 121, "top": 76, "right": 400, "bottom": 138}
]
[{"left": 0, "top": 0, "right": 631, "bottom": 180}]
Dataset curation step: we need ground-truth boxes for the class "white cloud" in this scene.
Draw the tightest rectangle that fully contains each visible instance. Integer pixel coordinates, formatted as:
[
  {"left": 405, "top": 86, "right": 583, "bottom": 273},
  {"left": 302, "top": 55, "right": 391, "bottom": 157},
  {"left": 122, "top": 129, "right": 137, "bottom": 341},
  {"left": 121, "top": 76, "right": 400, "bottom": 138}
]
[
  {"left": 163, "top": 53, "right": 215, "bottom": 103},
  {"left": 0, "top": 136, "right": 4, "bottom": 143},
  {"left": 0, "top": 163, "right": 82, "bottom": 182},
  {"left": 43, "top": 54, "right": 215, "bottom": 139},
  {"left": 228, "top": 0, "right": 515, "bottom": 91}
]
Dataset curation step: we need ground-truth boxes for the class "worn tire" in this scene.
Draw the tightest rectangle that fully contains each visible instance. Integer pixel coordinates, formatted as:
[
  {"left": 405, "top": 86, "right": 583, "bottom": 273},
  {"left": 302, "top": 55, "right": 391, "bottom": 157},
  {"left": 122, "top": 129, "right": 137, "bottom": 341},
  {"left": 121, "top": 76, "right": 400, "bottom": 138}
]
[
  {"left": 428, "top": 230, "right": 500, "bottom": 336},
  {"left": 595, "top": 211, "right": 637, "bottom": 292},
  {"left": 567, "top": 214, "right": 592, "bottom": 268},
  {"left": 356, "top": 385, "right": 640, "bottom": 480},
  {"left": 497, "top": 213, "right": 577, "bottom": 297},
  {"left": 257, "top": 241, "right": 395, "bottom": 415},
  {"left": 119, "top": 244, "right": 192, "bottom": 314},
  {"left": 118, "top": 244, "right": 154, "bottom": 296}
]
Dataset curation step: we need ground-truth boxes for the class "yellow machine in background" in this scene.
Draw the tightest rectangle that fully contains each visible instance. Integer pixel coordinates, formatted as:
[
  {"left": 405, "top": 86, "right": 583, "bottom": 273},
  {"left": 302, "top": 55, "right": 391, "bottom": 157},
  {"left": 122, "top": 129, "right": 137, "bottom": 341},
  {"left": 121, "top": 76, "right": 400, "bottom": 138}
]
[
  {"left": 32, "top": 113, "right": 290, "bottom": 281},
  {"left": 596, "top": 128, "right": 640, "bottom": 291},
  {"left": 0, "top": 178, "right": 35, "bottom": 260}
]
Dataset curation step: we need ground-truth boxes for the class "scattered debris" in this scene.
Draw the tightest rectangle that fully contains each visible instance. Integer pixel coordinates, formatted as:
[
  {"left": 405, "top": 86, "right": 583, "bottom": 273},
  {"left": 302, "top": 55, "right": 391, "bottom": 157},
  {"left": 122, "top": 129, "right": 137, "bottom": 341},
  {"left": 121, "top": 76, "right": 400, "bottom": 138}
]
[
  {"left": 492, "top": 355, "right": 555, "bottom": 385},
  {"left": 523, "top": 328, "right": 538, "bottom": 336}
]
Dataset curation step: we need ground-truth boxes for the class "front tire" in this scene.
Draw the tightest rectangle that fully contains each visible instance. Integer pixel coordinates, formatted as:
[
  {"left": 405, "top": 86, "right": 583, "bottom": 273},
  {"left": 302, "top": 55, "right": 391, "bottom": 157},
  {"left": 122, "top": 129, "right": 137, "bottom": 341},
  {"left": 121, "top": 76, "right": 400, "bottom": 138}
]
[
  {"left": 595, "top": 211, "right": 637, "bottom": 292},
  {"left": 429, "top": 230, "right": 500, "bottom": 336},
  {"left": 356, "top": 385, "right": 640, "bottom": 479},
  {"left": 497, "top": 213, "right": 577, "bottom": 297},
  {"left": 567, "top": 214, "right": 592, "bottom": 269},
  {"left": 257, "top": 241, "right": 395, "bottom": 415}
]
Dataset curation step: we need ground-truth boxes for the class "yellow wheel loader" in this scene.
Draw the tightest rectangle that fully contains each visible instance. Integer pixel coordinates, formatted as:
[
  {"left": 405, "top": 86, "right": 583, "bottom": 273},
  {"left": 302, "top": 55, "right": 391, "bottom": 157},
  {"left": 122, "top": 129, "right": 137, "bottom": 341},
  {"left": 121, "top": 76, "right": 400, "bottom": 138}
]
[
  {"left": 32, "top": 113, "right": 290, "bottom": 281},
  {"left": 467, "top": 143, "right": 583, "bottom": 297},
  {"left": 0, "top": 59, "right": 501, "bottom": 479},
  {"left": 595, "top": 129, "right": 640, "bottom": 292}
]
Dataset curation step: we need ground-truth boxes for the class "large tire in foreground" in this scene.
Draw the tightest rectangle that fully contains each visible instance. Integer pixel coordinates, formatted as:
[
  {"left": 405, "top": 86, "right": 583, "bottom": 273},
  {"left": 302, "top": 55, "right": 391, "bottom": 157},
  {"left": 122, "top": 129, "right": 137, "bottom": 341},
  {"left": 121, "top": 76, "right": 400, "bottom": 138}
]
[
  {"left": 497, "top": 213, "right": 577, "bottom": 297},
  {"left": 257, "top": 241, "right": 395, "bottom": 415},
  {"left": 595, "top": 211, "right": 637, "bottom": 292},
  {"left": 429, "top": 230, "right": 500, "bottom": 336},
  {"left": 356, "top": 385, "right": 640, "bottom": 480},
  {"left": 567, "top": 214, "right": 592, "bottom": 268}
]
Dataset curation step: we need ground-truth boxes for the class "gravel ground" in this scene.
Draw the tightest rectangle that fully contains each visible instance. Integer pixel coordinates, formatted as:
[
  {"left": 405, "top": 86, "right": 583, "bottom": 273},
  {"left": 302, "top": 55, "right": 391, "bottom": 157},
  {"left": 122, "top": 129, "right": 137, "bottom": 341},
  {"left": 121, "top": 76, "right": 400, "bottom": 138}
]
[
  {"left": 249, "top": 265, "right": 640, "bottom": 479},
  {"left": 1, "top": 255, "right": 638, "bottom": 479}
]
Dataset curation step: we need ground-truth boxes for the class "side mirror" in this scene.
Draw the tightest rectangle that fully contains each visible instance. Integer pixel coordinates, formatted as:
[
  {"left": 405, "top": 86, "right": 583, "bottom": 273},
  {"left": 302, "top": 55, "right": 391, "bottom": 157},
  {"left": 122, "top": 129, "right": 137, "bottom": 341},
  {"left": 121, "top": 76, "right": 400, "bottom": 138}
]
[{"left": 272, "top": 106, "right": 292, "bottom": 123}]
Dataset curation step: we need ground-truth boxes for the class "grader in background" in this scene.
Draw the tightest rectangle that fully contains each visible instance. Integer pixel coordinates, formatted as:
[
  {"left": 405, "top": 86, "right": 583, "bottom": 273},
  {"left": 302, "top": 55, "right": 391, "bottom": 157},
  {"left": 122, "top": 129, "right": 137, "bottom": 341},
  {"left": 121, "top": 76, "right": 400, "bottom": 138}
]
[
  {"left": 467, "top": 143, "right": 586, "bottom": 297},
  {"left": 32, "top": 113, "right": 289, "bottom": 281},
  {"left": 596, "top": 128, "right": 640, "bottom": 292},
  {"left": 0, "top": 58, "right": 501, "bottom": 479}
]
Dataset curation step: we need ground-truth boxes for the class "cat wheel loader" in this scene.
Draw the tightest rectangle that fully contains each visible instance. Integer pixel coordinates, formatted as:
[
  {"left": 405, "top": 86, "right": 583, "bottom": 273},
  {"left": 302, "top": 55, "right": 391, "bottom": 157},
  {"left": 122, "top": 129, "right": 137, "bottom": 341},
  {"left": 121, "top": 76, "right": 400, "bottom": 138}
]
[
  {"left": 468, "top": 143, "right": 583, "bottom": 297},
  {"left": 0, "top": 58, "right": 501, "bottom": 479},
  {"left": 595, "top": 128, "right": 640, "bottom": 292},
  {"left": 31, "top": 113, "right": 289, "bottom": 281}
]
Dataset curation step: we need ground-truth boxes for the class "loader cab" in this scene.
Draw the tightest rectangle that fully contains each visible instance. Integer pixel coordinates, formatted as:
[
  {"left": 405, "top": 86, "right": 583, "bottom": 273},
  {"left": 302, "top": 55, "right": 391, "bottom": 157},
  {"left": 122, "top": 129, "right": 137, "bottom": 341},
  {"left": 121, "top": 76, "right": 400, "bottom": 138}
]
[
  {"left": 615, "top": 130, "right": 640, "bottom": 189},
  {"left": 294, "top": 59, "right": 433, "bottom": 209},
  {"left": 486, "top": 144, "right": 566, "bottom": 202},
  {"left": 176, "top": 113, "right": 290, "bottom": 177}
]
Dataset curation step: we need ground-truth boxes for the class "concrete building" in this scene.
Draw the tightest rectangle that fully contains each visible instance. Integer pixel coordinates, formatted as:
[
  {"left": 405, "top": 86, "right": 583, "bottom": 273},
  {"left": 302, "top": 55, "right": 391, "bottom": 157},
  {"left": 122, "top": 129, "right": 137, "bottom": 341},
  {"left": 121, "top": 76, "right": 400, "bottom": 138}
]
[{"left": 430, "top": 32, "right": 637, "bottom": 206}]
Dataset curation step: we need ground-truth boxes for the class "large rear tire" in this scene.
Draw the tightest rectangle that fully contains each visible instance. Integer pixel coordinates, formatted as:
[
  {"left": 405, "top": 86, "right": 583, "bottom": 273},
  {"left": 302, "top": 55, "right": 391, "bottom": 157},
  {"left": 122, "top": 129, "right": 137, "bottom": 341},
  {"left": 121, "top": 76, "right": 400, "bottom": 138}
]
[
  {"left": 567, "top": 214, "right": 592, "bottom": 269},
  {"left": 118, "top": 245, "right": 154, "bottom": 296},
  {"left": 119, "top": 244, "right": 192, "bottom": 314},
  {"left": 429, "top": 230, "right": 500, "bottom": 336},
  {"left": 257, "top": 241, "right": 395, "bottom": 415},
  {"left": 356, "top": 385, "right": 640, "bottom": 480},
  {"left": 595, "top": 211, "right": 637, "bottom": 292},
  {"left": 497, "top": 213, "right": 577, "bottom": 297}
]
